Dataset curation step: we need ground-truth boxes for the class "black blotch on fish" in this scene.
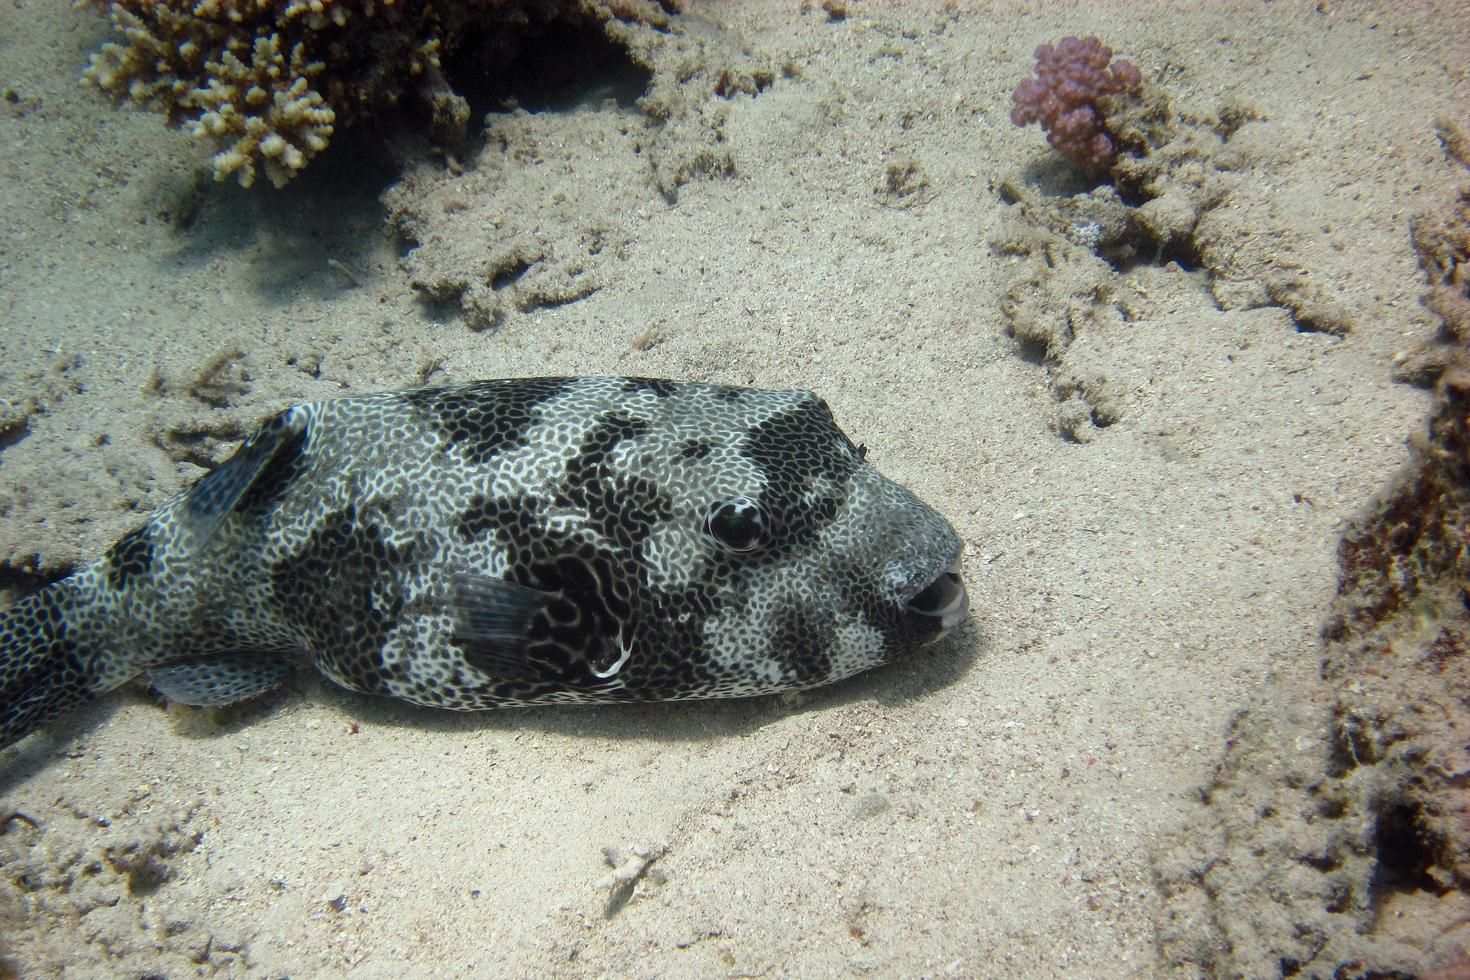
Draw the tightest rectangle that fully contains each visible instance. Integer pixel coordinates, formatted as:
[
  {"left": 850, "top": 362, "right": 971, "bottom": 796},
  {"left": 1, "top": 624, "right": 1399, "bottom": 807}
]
[
  {"left": 559, "top": 413, "right": 670, "bottom": 545},
  {"left": 268, "top": 506, "right": 413, "bottom": 696},
  {"left": 767, "top": 602, "right": 834, "bottom": 689},
  {"left": 621, "top": 377, "right": 682, "bottom": 398},
  {"left": 740, "top": 400, "right": 856, "bottom": 560},
  {"left": 105, "top": 525, "right": 153, "bottom": 590},
  {"left": 522, "top": 548, "right": 627, "bottom": 681},
  {"left": 457, "top": 494, "right": 535, "bottom": 547},
  {"left": 403, "top": 378, "right": 572, "bottom": 466}
]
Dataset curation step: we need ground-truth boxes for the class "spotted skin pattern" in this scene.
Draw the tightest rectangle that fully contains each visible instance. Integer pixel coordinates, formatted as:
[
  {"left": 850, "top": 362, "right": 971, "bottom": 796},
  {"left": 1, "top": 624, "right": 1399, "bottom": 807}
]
[{"left": 0, "top": 378, "right": 967, "bottom": 748}]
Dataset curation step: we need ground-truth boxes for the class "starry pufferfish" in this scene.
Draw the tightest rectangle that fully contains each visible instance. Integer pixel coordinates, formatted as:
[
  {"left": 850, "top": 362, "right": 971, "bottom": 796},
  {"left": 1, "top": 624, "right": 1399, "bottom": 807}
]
[{"left": 0, "top": 377, "right": 968, "bottom": 749}]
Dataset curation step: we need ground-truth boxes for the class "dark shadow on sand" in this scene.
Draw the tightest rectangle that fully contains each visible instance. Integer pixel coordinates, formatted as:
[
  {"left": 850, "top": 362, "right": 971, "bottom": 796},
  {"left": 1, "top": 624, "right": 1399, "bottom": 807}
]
[
  {"left": 138, "top": 17, "right": 654, "bottom": 311},
  {"left": 153, "top": 131, "right": 402, "bottom": 308}
]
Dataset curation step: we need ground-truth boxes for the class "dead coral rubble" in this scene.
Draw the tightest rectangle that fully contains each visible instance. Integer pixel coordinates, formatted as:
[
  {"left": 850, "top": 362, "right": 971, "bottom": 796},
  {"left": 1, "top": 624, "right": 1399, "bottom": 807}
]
[
  {"left": 1153, "top": 169, "right": 1470, "bottom": 979},
  {"left": 82, "top": 0, "right": 677, "bottom": 188},
  {"left": 1155, "top": 351, "right": 1470, "bottom": 979},
  {"left": 383, "top": 7, "right": 773, "bottom": 329},
  {"left": 1395, "top": 121, "right": 1470, "bottom": 387},
  {"left": 0, "top": 802, "right": 242, "bottom": 974},
  {"left": 995, "top": 59, "right": 1355, "bottom": 440}
]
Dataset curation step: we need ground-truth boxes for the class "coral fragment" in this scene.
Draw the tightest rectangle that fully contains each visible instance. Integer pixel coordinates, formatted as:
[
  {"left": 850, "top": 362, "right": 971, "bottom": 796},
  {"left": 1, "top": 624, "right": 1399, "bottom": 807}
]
[{"left": 1010, "top": 35, "right": 1142, "bottom": 174}]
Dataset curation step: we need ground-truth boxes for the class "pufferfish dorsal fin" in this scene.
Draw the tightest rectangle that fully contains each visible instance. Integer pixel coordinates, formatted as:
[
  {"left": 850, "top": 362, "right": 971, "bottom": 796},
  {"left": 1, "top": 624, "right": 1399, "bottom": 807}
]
[
  {"left": 180, "top": 407, "right": 309, "bottom": 543},
  {"left": 449, "top": 573, "right": 558, "bottom": 682}
]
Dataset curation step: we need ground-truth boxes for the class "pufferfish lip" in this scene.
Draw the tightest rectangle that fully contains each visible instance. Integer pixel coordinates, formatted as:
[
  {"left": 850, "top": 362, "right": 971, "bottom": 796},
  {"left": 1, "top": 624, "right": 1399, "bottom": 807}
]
[{"left": 905, "top": 552, "right": 969, "bottom": 636}]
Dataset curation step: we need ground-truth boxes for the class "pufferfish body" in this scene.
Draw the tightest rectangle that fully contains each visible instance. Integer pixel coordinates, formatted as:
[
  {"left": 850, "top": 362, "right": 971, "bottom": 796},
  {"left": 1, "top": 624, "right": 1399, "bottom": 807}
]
[{"left": 0, "top": 377, "right": 968, "bottom": 748}]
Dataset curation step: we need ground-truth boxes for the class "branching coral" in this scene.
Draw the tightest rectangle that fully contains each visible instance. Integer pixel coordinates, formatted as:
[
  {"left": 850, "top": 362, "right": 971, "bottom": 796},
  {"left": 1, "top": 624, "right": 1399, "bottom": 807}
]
[
  {"left": 83, "top": 0, "right": 675, "bottom": 187},
  {"left": 1010, "top": 35, "right": 1141, "bottom": 174}
]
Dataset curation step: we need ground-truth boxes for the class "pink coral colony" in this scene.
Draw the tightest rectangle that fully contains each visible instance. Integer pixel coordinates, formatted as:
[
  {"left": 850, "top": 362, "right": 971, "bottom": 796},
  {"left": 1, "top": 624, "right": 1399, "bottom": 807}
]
[{"left": 1010, "top": 35, "right": 1141, "bottom": 173}]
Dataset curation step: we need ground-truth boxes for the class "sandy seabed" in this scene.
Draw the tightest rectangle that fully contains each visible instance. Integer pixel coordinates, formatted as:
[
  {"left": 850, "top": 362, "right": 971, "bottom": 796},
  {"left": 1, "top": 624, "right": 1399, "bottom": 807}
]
[{"left": 1, "top": 1, "right": 1467, "bottom": 976}]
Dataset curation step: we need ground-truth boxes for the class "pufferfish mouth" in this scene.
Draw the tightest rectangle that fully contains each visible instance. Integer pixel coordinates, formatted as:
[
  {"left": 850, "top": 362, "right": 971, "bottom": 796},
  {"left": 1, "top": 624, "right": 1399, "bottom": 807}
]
[{"left": 906, "top": 555, "right": 969, "bottom": 636}]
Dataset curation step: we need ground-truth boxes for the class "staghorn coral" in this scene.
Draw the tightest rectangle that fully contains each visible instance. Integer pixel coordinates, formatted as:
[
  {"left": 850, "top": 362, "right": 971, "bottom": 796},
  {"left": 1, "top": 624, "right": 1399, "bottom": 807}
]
[
  {"left": 83, "top": 0, "right": 677, "bottom": 187},
  {"left": 1010, "top": 35, "right": 1141, "bottom": 174}
]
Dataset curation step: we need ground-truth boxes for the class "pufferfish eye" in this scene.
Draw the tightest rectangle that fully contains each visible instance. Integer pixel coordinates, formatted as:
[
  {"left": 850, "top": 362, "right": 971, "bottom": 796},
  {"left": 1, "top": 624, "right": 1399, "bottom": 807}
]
[{"left": 705, "top": 498, "right": 767, "bottom": 553}]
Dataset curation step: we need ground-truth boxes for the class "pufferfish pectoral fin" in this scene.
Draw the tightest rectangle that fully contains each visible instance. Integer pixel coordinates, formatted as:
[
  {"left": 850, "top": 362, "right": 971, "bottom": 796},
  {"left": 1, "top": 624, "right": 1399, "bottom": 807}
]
[
  {"left": 145, "top": 652, "right": 294, "bottom": 707},
  {"left": 180, "top": 407, "right": 309, "bottom": 543},
  {"left": 448, "top": 573, "right": 558, "bottom": 682}
]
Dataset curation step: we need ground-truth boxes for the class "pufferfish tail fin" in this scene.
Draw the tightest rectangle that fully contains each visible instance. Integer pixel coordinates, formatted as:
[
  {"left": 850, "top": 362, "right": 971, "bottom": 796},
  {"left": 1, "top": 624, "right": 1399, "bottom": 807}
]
[
  {"left": 0, "top": 580, "right": 99, "bottom": 751},
  {"left": 0, "top": 406, "right": 312, "bottom": 751}
]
